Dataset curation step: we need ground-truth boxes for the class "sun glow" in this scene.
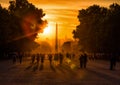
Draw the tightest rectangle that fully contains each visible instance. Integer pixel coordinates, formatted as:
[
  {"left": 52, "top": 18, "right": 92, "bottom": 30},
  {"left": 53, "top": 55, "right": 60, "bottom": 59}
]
[
  {"left": 35, "top": 14, "right": 56, "bottom": 43},
  {"left": 43, "top": 26, "right": 50, "bottom": 35},
  {"left": 36, "top": 21, "right": 55, "bottom": 41}
]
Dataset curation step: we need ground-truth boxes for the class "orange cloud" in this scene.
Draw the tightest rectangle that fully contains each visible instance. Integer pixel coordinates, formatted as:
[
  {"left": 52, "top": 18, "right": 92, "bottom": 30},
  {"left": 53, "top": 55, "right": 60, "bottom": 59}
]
[{"left": 28, "top": 0, "right": 120, "bottom": 9}]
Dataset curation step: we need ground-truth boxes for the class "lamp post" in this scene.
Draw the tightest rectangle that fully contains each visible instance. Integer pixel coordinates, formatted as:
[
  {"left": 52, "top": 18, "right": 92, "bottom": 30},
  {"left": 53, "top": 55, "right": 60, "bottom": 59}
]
[{"left": 55, "top": 23, "right": 58, "bottom": 53}]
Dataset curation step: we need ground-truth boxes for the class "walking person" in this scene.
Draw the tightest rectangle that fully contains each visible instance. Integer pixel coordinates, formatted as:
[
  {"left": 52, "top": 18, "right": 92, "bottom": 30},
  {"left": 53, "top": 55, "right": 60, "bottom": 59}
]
[
  {"left": 54, "top": 53, "right": 59, "bottom": 66},
  {"left": 41, "top": 54, "right": 45, "bottom": 64},
  {"left": 66, "top": 53, "right": 70, "bottom": 59},
  {"left": 110, "top": 53, "right": 117, "bottom": 70},
  {"left": 59, "top": 53, "right": 64, "bottom": 65},
  {"left": 36, "top": 53, "right": 40, "bottom": 65},
  {"left": 83, "top": 53, "right": 88, "bottom": 68},
  {"left": 31, "top": 54, "right": 35, "bottom": 64},
  {"left": 12, "top": 52, "right": 17, "bottom": 64},
  {"left": 19, "top": 52, "right": 24, "bottom": 64},
  {"left": 79, "top": 54, "right": 84, "bottom": 68},
  {"left": 48, "top": 54, "right": 52, "bottom": 65}
]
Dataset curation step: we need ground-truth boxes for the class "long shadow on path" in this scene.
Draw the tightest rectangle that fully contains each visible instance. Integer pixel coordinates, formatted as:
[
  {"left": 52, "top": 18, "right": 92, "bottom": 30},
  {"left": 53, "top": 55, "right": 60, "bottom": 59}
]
[
  {"left": 50, "top": 64, "right": 56, "bottom": 72},
  {"left": 25, "top": 64, "right": 33, "bottom": 70},
  {"left": 86, "top": 68, "right": 120, "bottom": 84},
  {"left": 39, "top": 63, "right": 44, "bottom": 71},
  {"left": 25, "top": 63, "right": 39, "bottom": 72},
  {"left": 33, "top": 63, "right": 39, "bottom": 72},
  {"left": 56, "top": 65, "right": 66, "bottom": 73}
]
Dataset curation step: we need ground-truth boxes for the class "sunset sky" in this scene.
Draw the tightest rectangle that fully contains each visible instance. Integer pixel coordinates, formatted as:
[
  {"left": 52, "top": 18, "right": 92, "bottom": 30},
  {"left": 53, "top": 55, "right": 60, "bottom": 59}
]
[{"left": 0, "top": 0, "right": 120, "bottom": 41}]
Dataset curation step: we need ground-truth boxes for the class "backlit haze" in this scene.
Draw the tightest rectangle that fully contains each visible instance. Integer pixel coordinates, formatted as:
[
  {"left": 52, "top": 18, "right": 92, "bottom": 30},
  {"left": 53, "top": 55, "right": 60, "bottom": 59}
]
[{"left": 0, "top": 0, "right": 120, "bottom": 45}]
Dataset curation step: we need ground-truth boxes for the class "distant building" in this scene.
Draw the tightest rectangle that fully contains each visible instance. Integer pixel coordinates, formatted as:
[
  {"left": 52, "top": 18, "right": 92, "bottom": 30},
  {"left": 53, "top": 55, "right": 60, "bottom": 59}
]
[{"left": 61, "top": 40, "right": 80, "bottom": 54}]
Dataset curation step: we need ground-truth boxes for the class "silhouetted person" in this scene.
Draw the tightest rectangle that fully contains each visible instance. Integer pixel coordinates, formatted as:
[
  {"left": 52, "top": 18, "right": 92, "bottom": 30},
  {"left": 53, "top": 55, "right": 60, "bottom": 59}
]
[
  {"left": 12, "top": 53, "right": 17, "bottom": 64},
  {"left": 59, "top": 53, "right": 64, "bottom": 65},
  {"left": 110, "top": 54, "right": 117, "bottom": 70},
  {"left": 83, "top": 53, "right": 88, "bottom": 68},
  {"left": 54, "top": 53, "right": 59, "bottom": 66},
  {"left": 48, "top": 54, "right": 52, "bottom": 65},
  {"left": 41, "top": 54, "right": 45, "bottom": 64},
  {"left": 36, "top": 54, "right": 40, "bottom": 64},
  {"left": 19, "top": 52, "right": 24, "bottom": 64},
  {"left": 66, "top": 53, "right": 70, "bottom": 58},
  {"left": 79, "top": 54, "right": 84, "bottom": 68},
  {"left": 31, "top": 54, "right": 35, "bottom": 64}
]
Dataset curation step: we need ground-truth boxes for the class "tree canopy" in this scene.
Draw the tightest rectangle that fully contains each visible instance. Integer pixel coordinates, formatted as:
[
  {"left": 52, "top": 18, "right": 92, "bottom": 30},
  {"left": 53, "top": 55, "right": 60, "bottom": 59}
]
[
  {"left": 0, "top": 0, "right": 47, "bottom": 54},
  {"left": 8, "top": 0, "right": 47, "bottom": 41},
  {"left": 73, "top": 3, "right": 120, "bottom": 54}
]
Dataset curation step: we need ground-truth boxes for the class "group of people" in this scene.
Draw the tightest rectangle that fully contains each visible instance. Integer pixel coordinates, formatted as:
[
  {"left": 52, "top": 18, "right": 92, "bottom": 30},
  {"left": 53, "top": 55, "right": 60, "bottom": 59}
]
[
  {"left": 12, "top": 52, "right": 24, "bottom": 64},
  {"left": 78, "top": 52, "right": 118, "bottom": 70},
  {"left": 79, "top": 53, "right": 88, "bottom": 68},
  {"left": 11, "top": 52, "right": 75, "bottom": 66},
  {"left": 30, "top": 53, "right": 64, "bottom": 66},
  {"left": 31, "top": 53, "right": 45, "bottom": 65},
  {"left": 10, "top": 51, "right": 118, "bottom": 71}
]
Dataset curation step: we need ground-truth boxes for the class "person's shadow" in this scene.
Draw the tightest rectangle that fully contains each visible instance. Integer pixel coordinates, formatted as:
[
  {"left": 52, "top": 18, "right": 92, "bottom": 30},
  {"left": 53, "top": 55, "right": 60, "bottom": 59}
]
[
  {"left": 25, "top": 63, "right": 34, "bottom": 70},
  {"left": 50, "top": 64, "right": 56, "bottom": 72},
  {"left": 39, "top": 63, "right": 44, "bottom": 71},
  {"left": 33, "top": 63, "right": 39, "bottom": 72}
]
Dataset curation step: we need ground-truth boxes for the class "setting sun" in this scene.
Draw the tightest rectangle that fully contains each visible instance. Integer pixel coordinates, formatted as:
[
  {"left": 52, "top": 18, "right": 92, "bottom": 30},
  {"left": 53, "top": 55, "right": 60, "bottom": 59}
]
[
  {"left": 36, "top": 21, "right": 56, "bottom": 42},
  {"left": 43, "top": 26, "right": 50, "bottom": 35}
]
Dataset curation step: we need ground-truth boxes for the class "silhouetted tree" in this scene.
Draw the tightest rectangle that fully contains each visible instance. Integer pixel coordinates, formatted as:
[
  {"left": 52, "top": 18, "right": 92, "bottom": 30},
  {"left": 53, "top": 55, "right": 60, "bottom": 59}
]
[
  {"left": 73, "top": 3, "right": 120, "bottom": 55},
  {"left": 0, "top": 0, "right": 47, "bottom": 59},
  {"left": 0, "top": 5, "right": 12, "bottom": 58},
  {"left": 8, "top": 0, "right": 47, "bottom": 41}
]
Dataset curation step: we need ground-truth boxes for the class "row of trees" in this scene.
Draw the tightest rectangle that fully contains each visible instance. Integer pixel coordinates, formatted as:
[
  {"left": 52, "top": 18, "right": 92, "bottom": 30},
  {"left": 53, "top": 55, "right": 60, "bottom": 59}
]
[
  {"left": 0, "top": 0, "right": 47, "bottom": 59},
  {"left": 73, "top": 3, "right": 120, "bottom": 54}
]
